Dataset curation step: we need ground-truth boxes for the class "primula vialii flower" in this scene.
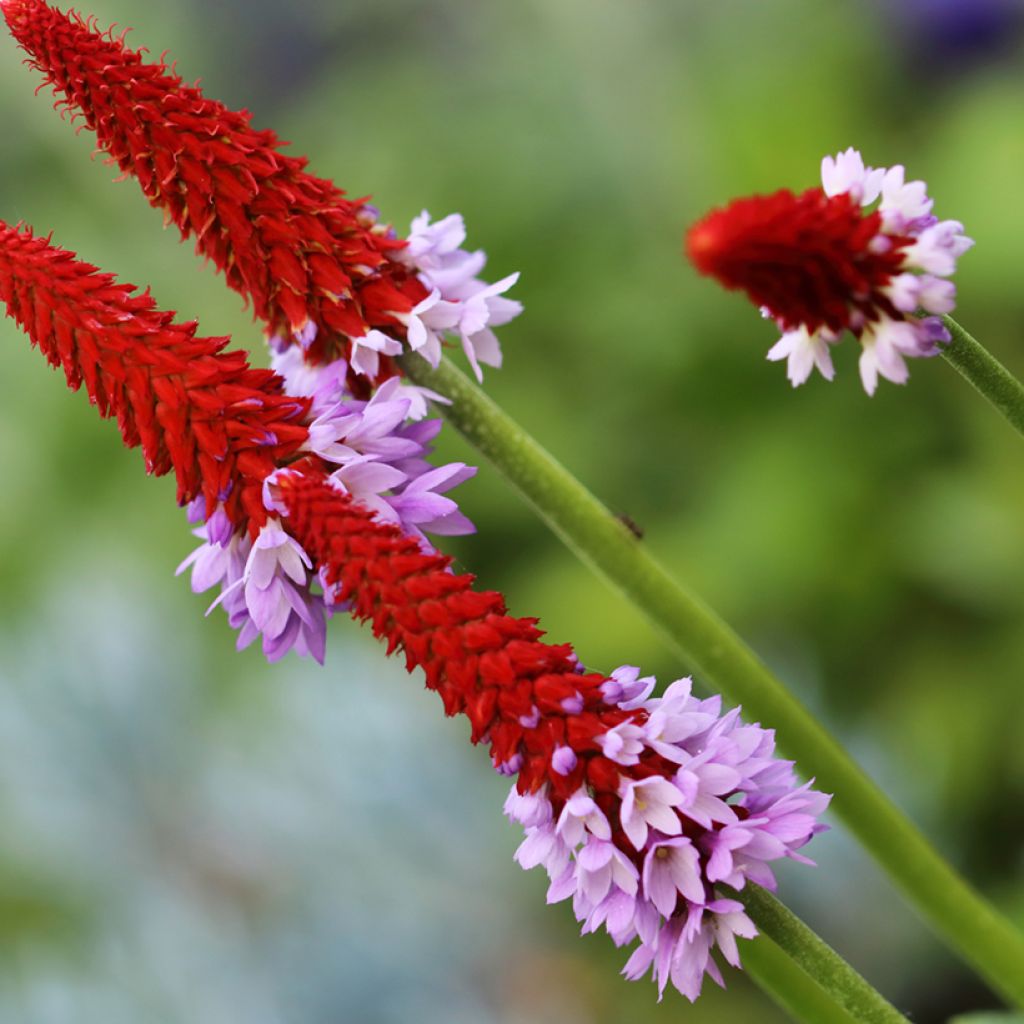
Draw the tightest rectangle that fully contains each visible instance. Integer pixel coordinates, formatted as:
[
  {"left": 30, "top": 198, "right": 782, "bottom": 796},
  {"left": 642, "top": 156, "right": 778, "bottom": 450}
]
[
  {"left": 687, "top": 147, "right": 973, "bottom": 394},
  {"left": 0, "top": 0, "right": 829, "bottom": 1002}
]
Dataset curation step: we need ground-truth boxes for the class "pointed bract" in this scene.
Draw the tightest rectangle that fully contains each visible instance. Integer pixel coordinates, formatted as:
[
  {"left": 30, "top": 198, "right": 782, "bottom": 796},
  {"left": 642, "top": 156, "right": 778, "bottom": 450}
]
[
  {"left": 0, "top": 220, "right": 309, "bottom": 526},
  {"left": 687, "top": 188, "right": 908, "bottom": 337}
]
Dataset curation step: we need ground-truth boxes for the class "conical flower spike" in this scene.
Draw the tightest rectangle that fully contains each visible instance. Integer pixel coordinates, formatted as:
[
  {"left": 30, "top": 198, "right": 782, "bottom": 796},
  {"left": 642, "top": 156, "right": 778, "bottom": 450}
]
[
  {"left": 2, "top": 0, "right": 426, "bottom": 362},
  {"left": 687, "top": 147, "right": 972, "bottom": 394},
  {"left": 0, "top": 220, "right": 309, "bottom": 526}
]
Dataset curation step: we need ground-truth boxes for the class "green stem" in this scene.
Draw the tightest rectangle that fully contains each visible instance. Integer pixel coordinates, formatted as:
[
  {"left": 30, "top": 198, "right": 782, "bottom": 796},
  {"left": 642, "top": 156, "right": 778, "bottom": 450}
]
[
  {"left": 399, "top": 353, "right": 1024, "bottom": 1007},
  {"left": 941, "top": 315, "right": 1024, "bottom": 439},
  {"left": 742, "top": 886, "right": 907, "bottom": 1024},
  {"left": 742, "top": 933, "right": 870, "bottom": 1024}
]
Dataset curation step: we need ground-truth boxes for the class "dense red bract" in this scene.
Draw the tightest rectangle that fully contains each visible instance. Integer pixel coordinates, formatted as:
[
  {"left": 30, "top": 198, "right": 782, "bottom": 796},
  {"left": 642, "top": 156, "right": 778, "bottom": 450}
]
[
  {"left": 2, "top": 0, "right": 428, "bottom": 371},
  {"left": 686, "top": 187, "right": 909, "bottom": 334},
  {"left": 0, "top": 221, "right": 309, "bottom": 528}
]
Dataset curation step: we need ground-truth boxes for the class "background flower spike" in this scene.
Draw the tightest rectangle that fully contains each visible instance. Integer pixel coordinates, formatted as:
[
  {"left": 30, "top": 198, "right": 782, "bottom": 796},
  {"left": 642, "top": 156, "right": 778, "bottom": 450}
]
[
  {"left": 0, "top": 219, "right": 310, "bottom": 526},
  {"left": 687, "top": 146, "right": 972, "bottom": 395}
]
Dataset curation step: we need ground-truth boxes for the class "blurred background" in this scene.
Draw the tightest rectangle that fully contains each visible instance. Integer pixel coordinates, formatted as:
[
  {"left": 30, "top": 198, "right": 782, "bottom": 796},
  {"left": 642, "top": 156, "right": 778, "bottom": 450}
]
[{"left": 1, "top": 0, "right": 1023, "bottom": 1020}]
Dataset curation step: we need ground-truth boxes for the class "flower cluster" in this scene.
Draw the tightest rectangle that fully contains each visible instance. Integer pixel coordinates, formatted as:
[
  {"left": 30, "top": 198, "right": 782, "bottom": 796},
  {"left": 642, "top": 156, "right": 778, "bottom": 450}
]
[
  {"left": 178, "top": 500, "right": 330, "bottom": 663},
  {"left": 393, "top": 210, "right": 523, "bottom": 383},
  {"left": 1, "top": 0, "right": 829, "bottom": 1003},
  {"left": 178, "top": 345, "right": 479, "bottom": 662},
  {"left": 182, "top": 197, "right": 523, "bottom": 660},
  {"left": 687, "top": 147, "right": 973, "bottom": 394},
  {"left": 507, "top": 675, "right": 828, "bottom": 1000}
]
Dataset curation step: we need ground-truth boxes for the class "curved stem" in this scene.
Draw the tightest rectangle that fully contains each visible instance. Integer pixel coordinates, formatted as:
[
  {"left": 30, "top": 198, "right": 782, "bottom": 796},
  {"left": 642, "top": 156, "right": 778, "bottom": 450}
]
[
  {"left": 399, "top": 352, "right": 1024, "bottom": 1008},
  {"left": 742, "top": 886, "right": 907, "bottom": 1024},
  {"left": 742, "top": 933, "right": 868, "bottom": 1024},
  {"left": 941, "top": 315, "right": 1024, "bottom": 439}
]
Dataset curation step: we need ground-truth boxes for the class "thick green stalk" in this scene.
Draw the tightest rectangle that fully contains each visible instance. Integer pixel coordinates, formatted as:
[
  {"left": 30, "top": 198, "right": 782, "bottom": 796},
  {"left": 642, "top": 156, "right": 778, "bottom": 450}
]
[
  {"left": 742, "top": 934, "right": 868, "bottom": 1024},
  {"left": 399, "top": 353, "right": 1024, "bottom": 1007},
  {"left": 940, "top": 316, "right": 1024, "bottom": 439},
  {"left": 742, "top": 886, "right": 907, "bottom": 1024}
]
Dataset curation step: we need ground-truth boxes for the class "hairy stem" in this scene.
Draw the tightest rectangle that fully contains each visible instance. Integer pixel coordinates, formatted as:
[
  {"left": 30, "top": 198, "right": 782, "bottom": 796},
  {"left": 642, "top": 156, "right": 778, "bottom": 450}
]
[
  {"left": 742, "top": 934, "right": 876, "bottom": 1024},
  {"left": 941, "top": 315, "right": 1024, "bottom": 439},
  {"left": 399, "top": 352, "right": 1024, "bottom": 1008},
  {"left": 742, "top": 886, "right": 907, "bottom": 1024}
]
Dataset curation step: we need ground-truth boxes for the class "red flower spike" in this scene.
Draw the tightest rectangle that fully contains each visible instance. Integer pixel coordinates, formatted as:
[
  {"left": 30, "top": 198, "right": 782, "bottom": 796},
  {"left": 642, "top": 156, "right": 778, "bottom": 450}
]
[
  {"left": 686, "top": 187, "right": 910, "bottom": 335},
  {"left": 2, "top": 0, "right": 428, "bottom": 362},
  {"left": 277, "top": 469, "right": 683, "bottom": 817},
  {"left": 0, "top": 221, "right": 310, "bottom": 527}
]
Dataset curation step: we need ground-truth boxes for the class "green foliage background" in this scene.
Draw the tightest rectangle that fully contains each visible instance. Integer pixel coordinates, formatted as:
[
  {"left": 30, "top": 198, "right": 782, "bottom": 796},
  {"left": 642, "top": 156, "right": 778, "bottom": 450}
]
[{"left": 0, "top": 1, "right": 1022, "bottom": 1021}]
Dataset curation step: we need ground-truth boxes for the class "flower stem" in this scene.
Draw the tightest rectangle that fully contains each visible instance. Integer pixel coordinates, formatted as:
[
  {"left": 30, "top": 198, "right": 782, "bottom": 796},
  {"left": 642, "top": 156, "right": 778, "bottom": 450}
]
[
  {"left": 941, "top": 315, "right": 1024, "bottom": 439},
  {"left": 742, "top": 885, "right": 908, "bottom": 1024},
  {"left": 742, "top": 933, "right": 877, "bottom": 1024},
  {"left": 399, "top": 352, "right": 1024, "bottom": 1008}
]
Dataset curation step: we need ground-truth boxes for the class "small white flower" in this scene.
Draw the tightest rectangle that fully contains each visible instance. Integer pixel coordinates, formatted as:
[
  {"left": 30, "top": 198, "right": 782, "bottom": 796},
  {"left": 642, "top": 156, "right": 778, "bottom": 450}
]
[
  {"left": 577, "top": 836, "right": 639, "bottom": 903},
  {"left": 395, "top": 380, "right": 449, "bottom": 420},
  {"left": 349, "top": 329, "right": 403, "bottom": 378},
  {"left": 556, "top": 789, "right": 612, "bottom": 845},
  {"left": 619, "top": 776, "right": 684, "bottom": 851},
  {"left": 820, "top": 147, "right": 884, "bottom": 205},
  {"left": 643, "top": 677, "right": 718, "bottom": 764},
  {"left": 673, "top": 757, "right": 740, "bottom": 829},
  {"left": 504, "top": 786, "right": 553, "bottom": 828},
  {"left": 858, "top": 317, "right": 919, "bottom": 395},
  {"left": 404, "top": 210, "right": 468, "bottom": 268},
  {"left": 598, "top": 721, "right": 647, "bottom": 766},
  {"left": 878, "top": 164, "right": 933, "bottom": 232},
  {"left": 330, "top": 456, "right": 408, "bottom": 523},
  {"left": 515, "top": 824, "right": 571, "bottom": 880},
  {"left": 642, "top": 837, "right": 705, "bottom": 917},
  {"left": 401, "top": 211, "right": 523, "bottom": 381},
  {"left": 887, "top": 273, "right": 956, "bottom": 316},
  {"left": 904, "top": 219, "right": 974, "bottom": 276},
  {"left": 916, "top": 275, "right": 957, "bottom": 315},
  {"left": 710, "top": 904, "right": 758, "bottom": 968},
  {"left": 766, "top": 326, "right": 837, "bottom": 387},
  {"left": 602, "top": 665, "right": 657, "bottom": 708},
  {"left": 393, "top": 289, "right": 461, "bottom": 368}
]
